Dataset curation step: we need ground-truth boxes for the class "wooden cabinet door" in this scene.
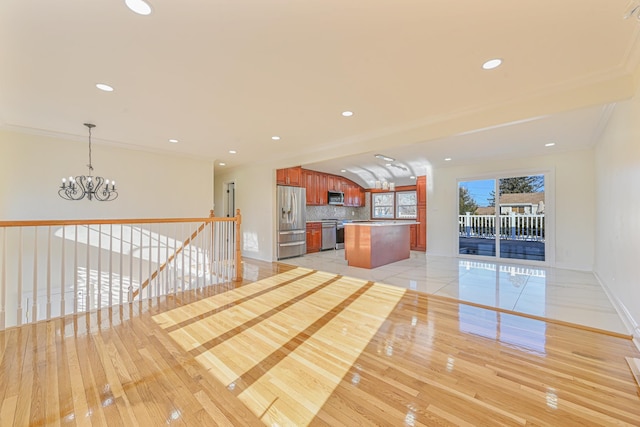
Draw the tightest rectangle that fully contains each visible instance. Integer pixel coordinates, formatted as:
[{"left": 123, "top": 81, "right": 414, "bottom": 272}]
[
  {"left": 311, "top": 227, "right": 322, "bottom": 251},
  {"left": 277, "top": 167, "right": 303, "bottom": 186},
  {"left": 417, "top": 176, "right": 426, "bottom": 205},
  {"left": 306, "top": 223, "right": 322, "bottom": 253},
  {"left": 416, "top": 205, "right": 427, "bottom": 250},
  {"left": 303, "top": 170, "right": 316, "bottom": 205},
  {"left": 317, "top": 173, "right": 328, "bottom": 205},
  {"left": 410, "top": 224, "right": 417, "bottom": 250},
  {"left": 327, "top": 175, "right": 336, "bottom": 191},
  {"left": 288, "top": 167, "right": 302, "bottom": 186}
]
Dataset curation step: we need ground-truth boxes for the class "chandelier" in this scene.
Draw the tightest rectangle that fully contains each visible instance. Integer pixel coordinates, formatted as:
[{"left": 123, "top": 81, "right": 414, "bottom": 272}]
[{"left": 58, "top": 123, "right": 118, "bottom": 201}]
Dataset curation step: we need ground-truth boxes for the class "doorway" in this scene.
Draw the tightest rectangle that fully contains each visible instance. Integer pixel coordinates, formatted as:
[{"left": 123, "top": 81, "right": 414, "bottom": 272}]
[
  {"left": 225, "top": 182, "right": 235, "bottom": 218},
  {"left": 458, "top": 174, "right": 546, "bottom": 262}
]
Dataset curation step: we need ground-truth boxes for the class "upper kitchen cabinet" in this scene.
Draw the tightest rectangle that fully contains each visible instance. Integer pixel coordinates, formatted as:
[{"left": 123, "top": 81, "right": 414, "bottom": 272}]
[
  {"left": 302, "top": 169, "right": 328, "bottom": 205},
  {"left": 276, "top": 166, "right": 302, "bottom": 186},
  {"left": 301, "top": 169, "right": 364, "bottom": 207},
  {"left": 344, "top": 183, "right": 364, "bottom": 207}
]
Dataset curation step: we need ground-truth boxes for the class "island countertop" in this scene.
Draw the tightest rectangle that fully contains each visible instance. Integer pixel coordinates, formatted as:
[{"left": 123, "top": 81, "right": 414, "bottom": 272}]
[{"left": 344, "top": 221, "right": 418, "bottom": 226}]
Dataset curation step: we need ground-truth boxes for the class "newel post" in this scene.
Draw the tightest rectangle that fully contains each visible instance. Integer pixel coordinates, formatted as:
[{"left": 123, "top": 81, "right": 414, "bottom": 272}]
[{"left": 234, "top": 209, "right": 242, "bottom": 281}]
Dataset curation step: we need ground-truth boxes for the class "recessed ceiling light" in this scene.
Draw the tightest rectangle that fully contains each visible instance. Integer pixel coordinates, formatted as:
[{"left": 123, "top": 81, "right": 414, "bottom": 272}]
[
  {"left": 342, "top": 111, "right": 354, "bottom": 117},
  {"left": 168, "top": 139, "right": 178, "bottom": 143},
  {"left": 272, "top": 136, "right": 280, "bottom": 141},
  {"left": 545, "top": 142, "right": 556, "bottom": 147},
  {"left": 229, "top": 150, "right": 237, "bottom": 154},
  {"left": 482, "top": 58, "right": 502, "bottom": 70},
  {"left": 219, "top": 162, "right": 226, "bottom": 166},
  {"left": 340, "top": 169, "right": 346, "bottom": 173},
  {"left": 410, "top": 176, "right": 416, "bottom": 179},
  {"left": 444, "top": 157, "right": 452, "bottom": 161},
  {"left": 96, "top": 83, "right": 114, "bottom": 92},
  {"left": 374, "top": 154, "right": 395, "bottom": 162},
  {"left": 125, "top": 0, "right": 152, "bottom": 15}
]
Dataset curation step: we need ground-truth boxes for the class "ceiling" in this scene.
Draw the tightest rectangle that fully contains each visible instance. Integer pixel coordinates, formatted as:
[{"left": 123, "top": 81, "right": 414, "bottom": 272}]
[{"left": 1, "top": 1, "right": 640, "bottom": 188}]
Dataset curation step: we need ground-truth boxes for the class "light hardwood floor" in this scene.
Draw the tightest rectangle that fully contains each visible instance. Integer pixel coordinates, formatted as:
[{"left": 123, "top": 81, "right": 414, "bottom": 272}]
[{"left": 1, "top": 259, "right": 639, "bottom": 426}]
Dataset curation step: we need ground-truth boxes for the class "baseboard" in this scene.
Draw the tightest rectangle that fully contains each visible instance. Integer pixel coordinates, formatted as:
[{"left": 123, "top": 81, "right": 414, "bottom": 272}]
[{"left": 594, "top": 271, "right": 640, "bottom": 352}]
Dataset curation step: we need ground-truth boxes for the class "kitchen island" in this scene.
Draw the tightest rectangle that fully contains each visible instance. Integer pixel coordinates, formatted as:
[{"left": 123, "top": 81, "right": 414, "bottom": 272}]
[{"left": 344, "top": 222, "right": 417, "bottom": 269}]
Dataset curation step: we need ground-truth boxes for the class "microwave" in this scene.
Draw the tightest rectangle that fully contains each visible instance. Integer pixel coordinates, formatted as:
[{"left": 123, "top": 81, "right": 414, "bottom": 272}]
[{"left": 328, "top": 191, "right": 344, "bottom": 205}]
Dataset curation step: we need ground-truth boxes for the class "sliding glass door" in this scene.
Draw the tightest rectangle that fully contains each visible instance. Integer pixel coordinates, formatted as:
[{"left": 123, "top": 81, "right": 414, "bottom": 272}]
[{"left": 458, "top": 174, "right": 546, "bottom": 262}]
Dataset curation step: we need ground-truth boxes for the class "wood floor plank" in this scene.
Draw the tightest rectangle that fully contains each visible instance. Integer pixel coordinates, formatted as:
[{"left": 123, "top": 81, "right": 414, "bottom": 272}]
[{"left": 0, "top": 258, "right": 638, "bottom": 426}]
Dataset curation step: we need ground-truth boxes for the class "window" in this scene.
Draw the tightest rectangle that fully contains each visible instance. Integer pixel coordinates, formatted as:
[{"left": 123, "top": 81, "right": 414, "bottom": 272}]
[
  {"left": 396, "top": 191, "right": 417, "bottom": 218},
  {"left": 372, "top": 191, "right": 417, "bottom": 219},
  {"left": 372, "top": 193, "right": 394, "bottom": 219}
]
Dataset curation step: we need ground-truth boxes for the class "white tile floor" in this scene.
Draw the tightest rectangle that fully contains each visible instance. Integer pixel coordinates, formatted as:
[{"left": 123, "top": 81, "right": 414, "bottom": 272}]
[{"left": 279, "top": 249, "right": 629, "bottom": 335}]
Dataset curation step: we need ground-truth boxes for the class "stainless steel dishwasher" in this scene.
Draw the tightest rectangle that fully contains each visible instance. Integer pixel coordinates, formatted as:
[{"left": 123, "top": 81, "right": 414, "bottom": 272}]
[{"left": 321, "top": 221, "right": 337, "bottom": 250}]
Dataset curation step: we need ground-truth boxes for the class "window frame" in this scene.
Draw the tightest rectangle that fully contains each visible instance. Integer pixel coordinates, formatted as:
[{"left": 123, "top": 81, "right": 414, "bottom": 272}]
[{"left": 371, "top": 190, "right": 417, "bottom": 220}]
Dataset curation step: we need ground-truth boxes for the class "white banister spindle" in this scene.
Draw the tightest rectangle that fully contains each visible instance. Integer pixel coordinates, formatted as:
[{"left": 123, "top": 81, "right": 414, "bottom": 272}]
[
  {"left": 18, "top": 228, "right": 23, "bottom": 326},
  {"left": 196, "top": 224, "right": 201, "bottom": 289},
  {"left": 32, "top": 227, "right": 38, "bottom": 323},
  {"left": 147, "top": 226, "right": 153, "bottom": 300},
  {"left": 46, "top": 226, "right": 52, "bottom": 320},
  {"left": 188, "top": 228, "right": 193, "bottom": 290},
  {"left": 61, "top": 226, "right": 66, "bottom": 318},
  {"left": 1, "top": 228, "right": 6, "bottom": 330},
  {"left": 156, "top": 224, "right": 162, "bottom": 298},
  {"left": 129, "top": 225, "right": 134, "bottom": 302},
  {"left": 164, "top": 232, "right": 175, "bottom": 295},
  {"left": 119, "top": 224, "right": 123, "bottom": 305},
  {"left": 138, "top": 225, "right": 143, "bottom": 300},
  {"left": 173, "top": 223, "right": 178, "bottom": 295},
  {"left": 74, "top": 225, "right": 78, "bottom": 313},
  {"left": 108, "top": 224, "right": 113, "bottom": 307},
  {"left": 180, "top": 222, "right": 185, "bottom": 293},
  {"left": 97, "top": 224, "right": 102, "bottom": 309},
  {"left": 86, "top": 225, "right": 91, "bottom": 312}
]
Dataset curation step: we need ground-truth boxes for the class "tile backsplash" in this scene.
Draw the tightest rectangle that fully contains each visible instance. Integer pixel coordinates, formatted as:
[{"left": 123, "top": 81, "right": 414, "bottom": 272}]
[{"left": 306, "top": 193, "right": 370, "bottom": 221}]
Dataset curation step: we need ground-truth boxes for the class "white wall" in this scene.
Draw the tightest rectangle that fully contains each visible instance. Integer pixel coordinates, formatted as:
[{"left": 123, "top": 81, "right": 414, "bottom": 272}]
[
  {"left": 594, "top": 94, "right": 640, "bottom": 340},
  {"left": 0, "top": 130, "right": 214, "bottom": 219},
  {"left": 426, "top": 149, "right": 596, "bottom": 271},
  {"left": 215, "top": 164, "right": 276, "bottom": 262}
]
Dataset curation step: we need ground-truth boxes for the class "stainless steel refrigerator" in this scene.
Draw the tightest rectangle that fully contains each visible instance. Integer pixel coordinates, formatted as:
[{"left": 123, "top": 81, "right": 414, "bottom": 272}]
[{"left": 277, "top": 185, "right": 306, "bottom": 259}]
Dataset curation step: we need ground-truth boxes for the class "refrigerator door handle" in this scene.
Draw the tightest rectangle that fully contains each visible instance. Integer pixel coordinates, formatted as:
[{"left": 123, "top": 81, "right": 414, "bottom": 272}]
[{"left": 280, "top": 230, "right": 305, "bottom": 235}]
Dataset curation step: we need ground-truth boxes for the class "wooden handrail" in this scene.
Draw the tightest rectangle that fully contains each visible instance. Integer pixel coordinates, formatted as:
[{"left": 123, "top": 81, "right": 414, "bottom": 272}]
[{"left": 0, "top": 216, "right": 236, "bottom": 228}]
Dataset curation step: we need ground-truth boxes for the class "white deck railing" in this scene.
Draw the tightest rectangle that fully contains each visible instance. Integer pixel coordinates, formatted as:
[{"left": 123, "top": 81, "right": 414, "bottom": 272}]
[
  {"left": 0, "top": 210, "right": 242, "bottom": 330},
  {"left": 459, "top": 213, "right": 545, "bottom": 242}
]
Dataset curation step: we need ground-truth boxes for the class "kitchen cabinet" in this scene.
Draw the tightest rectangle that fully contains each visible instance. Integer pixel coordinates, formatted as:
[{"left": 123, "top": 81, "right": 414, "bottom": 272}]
[
  {"left": 317, "top": 173, "right": 328, "bottom": 205},
  {"left": 409, "top": 225, "right": 417, "bottom": 249},
  {"left": 302, "top": 170, "right": 328, "bottom": 205},
  {"left": 306, "top": 222, "right": 322, "bottom": 253},
  {"left": 303, "top": 169, "right": 316, "bottom": 204},
  {"left": 414, "top": 176, "right": 427, "bottom": 251},
  {"left": 417, "top": 175, "right": 426, "bottom": 205},
  {"left": 276, "top": 166, "right": 302, "bottom": 186},
  {"left": 301, "top": 169, "right": 363, "bottom": 207},
  {"left": 416, "top": 206, "right": 427, "bottom": 250}
]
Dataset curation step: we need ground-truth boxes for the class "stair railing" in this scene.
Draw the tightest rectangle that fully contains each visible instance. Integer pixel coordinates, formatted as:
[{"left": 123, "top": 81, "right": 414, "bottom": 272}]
[{"left": 0, "top": 210, "right": 242, "bottom": 330}]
